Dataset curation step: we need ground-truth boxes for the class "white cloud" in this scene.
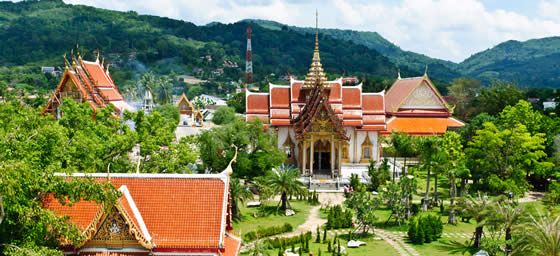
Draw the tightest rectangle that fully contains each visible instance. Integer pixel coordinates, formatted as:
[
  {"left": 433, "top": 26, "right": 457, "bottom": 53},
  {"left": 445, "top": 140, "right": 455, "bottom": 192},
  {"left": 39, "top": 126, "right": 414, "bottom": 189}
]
[{"left": 62, "top": 0, "right": 560, "bottom": 63}]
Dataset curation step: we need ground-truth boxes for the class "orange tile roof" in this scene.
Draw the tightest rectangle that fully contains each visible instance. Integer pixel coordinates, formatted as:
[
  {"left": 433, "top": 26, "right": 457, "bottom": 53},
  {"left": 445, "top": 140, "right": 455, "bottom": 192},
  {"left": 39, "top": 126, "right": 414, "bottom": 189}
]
[
  {"left": 80, "top": 252, "right": 146, "bottom": 256},
  {"left": 222, "top": 233, "right": 241, "bottom": 256},
  {"left": 246, "top": 94, "right": 269, "bottom": 114},
  {"left": 328, "top": 82, "right": 342, "bottom": 102},
  {"left": 383, "top": 116, "right": 464, "bottom": 135},
  {"left": 362, "top": 94, "right": 384, "bottom": 114},
  {"left": 270, "top": 109, "right": 290, "bottom": 119},
  {"left": 342, "top": 87, "right": 361, "bottom": 109},
  {"left": 42, "top": 54, "right": 130, "bottom": 116},
  {"left": 82, "top": 62, "right": 113, "bottom": 86},
  {"left": 44, "top": 174, "right": 229, "bottom": 249},
  {"left": 270, "top": 87, "right": 290, "bottom": 109},
  {"left": 385, "top": 77, "right": 422, "bottom": 112}
]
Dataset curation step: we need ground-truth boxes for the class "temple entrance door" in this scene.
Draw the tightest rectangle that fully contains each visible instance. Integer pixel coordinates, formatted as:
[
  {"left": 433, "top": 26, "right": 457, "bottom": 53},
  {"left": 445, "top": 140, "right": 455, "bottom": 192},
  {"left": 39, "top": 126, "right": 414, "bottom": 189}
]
[{"left": 312, "top": 139, "right": 332, "bottom": 178}]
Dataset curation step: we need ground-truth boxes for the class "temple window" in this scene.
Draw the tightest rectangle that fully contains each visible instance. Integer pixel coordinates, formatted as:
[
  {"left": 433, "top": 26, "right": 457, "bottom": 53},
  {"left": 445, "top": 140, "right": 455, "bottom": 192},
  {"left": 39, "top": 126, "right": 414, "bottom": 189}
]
[{"left": 361, "top": 137, "right": 373, "bottom": 163}]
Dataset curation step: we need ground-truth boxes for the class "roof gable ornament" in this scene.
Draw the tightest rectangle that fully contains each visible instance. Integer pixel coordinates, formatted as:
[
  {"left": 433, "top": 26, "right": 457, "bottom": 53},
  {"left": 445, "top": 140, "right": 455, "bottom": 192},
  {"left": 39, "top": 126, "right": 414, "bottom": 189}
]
[
  {"left": 424, "top": 64, "right": 428, "bottom": 77},
  {"left": 302, "top": 10, "right": 329, "bottom": 89},
  {"left": 397, "top": 68, "right": 401, "bottom": 80}
]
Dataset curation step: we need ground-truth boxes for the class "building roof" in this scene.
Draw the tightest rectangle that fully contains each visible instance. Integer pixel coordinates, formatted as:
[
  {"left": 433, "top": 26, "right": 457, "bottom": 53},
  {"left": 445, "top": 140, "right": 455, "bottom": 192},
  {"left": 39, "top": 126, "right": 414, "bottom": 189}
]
[
  {"left": 42, "top": 52, "right": 132, "bottom": 115},
  {"left": 383, "top": 116, "right": 464, "bottom": 135},
  {"left": 43, "top": 173, "right": 234, "bottom": 252},
  {"left": 385, "top": 75, "right": 450, "bottom": 114}
]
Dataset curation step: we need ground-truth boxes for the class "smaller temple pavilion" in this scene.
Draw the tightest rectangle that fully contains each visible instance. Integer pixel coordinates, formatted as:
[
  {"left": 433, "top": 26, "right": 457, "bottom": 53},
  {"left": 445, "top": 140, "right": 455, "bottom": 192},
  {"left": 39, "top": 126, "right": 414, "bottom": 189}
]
[
  {"left": 382, "top": 73, "right": 464, "bottom": 135},
  {"left": 43, "top": 48, "right": 132, "bottom": 117},
  {"left": 43, "top": 171, "right": 241, "bottom": 256},
  {"left": 176, "top": 93, "right": 195, "bottom": 115}
]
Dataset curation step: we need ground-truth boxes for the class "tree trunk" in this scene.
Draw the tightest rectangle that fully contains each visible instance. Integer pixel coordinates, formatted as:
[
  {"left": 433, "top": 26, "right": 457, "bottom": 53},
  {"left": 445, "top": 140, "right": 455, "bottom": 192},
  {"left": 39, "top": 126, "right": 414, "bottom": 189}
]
[
  {"left": 393, "top": 156, "right": 397, "bottom": 180},
  {"left": 423, "top": 168, "right": 431, "bottom": 211},
  {"left": 474, "top": 226, "right": 483, "bottom": 248},
  {"left": 505, "top": 227, "right": 512, "bottom": 255},
  {"left": 281, "top": 192, "right": 287, "bottom": 211},
  {"left": 231, "top": 199, "right": 239, "bottom": 220},
  {"left": 448, "top": 175, "right": 456, "bottom": 225},
  {"left": 460, "top": 178, "right": 466, "bottom": 197},
  {"left": 433, "top": 173, "right": 439, "bottom": 205},
  {"left": 0, "top": 194, "right": 4, "bottom": 225}
]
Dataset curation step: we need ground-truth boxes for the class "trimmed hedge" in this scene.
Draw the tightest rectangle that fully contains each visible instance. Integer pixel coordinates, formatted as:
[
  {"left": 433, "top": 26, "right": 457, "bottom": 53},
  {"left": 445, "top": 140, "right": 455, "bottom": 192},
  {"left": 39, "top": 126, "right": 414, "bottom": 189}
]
[{"left": 243, "top": 223, "right": 293, "bottom": 241}]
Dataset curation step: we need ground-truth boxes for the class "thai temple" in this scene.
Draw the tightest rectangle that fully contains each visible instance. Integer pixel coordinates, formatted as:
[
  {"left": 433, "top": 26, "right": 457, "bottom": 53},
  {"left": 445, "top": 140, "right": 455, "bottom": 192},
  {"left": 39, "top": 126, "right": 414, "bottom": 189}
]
[
  {"left": 245, "top": 16, "right": 464, "bottom": 180},
  {"left": 43, "top": 47, "right": 132, "bottom": 117},
  {"left": 43, "top": 170, "right": 241, "bottom": 256}
]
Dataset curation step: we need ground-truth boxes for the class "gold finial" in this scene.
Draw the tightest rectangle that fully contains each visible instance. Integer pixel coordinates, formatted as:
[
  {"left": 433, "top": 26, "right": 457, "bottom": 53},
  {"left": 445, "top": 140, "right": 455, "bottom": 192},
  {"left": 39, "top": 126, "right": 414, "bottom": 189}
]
[
  {"left": 101, "top": 56, "right": 104, "bottom": 67},
  {"left": 96, "top": 49, "right": 100, "bottom": 63},
  {"left": 76, "top": 43, "right": 81, "bottom": 60},
  {"left": 225, "top": 145, "right": 238, "bottom": 176},
  {"left": 424, "top": 64, "right": 428, "bottom": 76},
  {"left": 398, "top": 68, "right": 401, "bottom": 80},
  {"left": 71, "top": 49, "right": 76, "bottom": 67},
  {"left": 106, "top": 63, "right": 110, "bottom": 73},
  {"left": 63, "top": 52, "right": 69, "bottom": 70}
]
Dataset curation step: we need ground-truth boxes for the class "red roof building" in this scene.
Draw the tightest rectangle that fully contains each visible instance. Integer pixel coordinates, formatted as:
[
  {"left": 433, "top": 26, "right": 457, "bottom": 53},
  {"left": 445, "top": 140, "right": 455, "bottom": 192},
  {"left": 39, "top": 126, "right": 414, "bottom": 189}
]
[
  {"left": 245, "top": 19, "right": 463, "bottom": 180},
  {"left": 43, "top": 49, "right": 132, "bottom": 117},
  {"left": 43, "top": 172, "right": 241, "bottom": 256}
]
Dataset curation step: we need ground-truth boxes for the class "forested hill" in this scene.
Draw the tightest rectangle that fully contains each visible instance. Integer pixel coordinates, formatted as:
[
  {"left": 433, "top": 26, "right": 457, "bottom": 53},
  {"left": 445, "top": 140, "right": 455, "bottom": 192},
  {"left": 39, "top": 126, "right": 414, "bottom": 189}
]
[
  {"left": 458, "top": 37, "right": 560, "bottom": 88},
  {"left": 245, "top": 19, "right": 461, "bottom": 82},
  {"left": 0, "top": 0, "right": 401, "bottom": 86}
]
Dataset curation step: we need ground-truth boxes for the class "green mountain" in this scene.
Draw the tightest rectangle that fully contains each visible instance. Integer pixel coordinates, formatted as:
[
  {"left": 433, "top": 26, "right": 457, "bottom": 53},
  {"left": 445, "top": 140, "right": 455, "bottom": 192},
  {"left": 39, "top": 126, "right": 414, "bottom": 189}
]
[
  {"left": 245, "top": 19, "right": 461, "bottom": 82},
  {"left": 0, "top": 0, "right": 401, "bottom": 94},
  {"left": 458, "top": 37, "right": 560, "bottom": 88}
]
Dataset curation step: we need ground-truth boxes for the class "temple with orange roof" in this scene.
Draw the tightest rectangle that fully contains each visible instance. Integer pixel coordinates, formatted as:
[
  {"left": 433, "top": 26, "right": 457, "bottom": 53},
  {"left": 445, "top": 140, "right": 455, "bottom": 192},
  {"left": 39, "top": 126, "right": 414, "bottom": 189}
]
[
  {"left": 42, "top": 47, "right": 132, "bottom": 117},
  {"left": 43, "top": 170, "right": 241, "bottom": 256},
  {"left": 245, "top": 14, "right": 463, "bottom": 181}
]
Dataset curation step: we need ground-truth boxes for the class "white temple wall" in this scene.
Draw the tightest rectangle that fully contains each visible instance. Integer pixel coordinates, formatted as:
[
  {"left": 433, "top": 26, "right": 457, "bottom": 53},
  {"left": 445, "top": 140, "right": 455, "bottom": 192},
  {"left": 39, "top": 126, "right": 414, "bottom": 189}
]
[
  {"left": 344, "top": 127, "right": 356, "bottom": 162},
  {"left": 355, "top": 131, "right": 368, "bottom": 163}
]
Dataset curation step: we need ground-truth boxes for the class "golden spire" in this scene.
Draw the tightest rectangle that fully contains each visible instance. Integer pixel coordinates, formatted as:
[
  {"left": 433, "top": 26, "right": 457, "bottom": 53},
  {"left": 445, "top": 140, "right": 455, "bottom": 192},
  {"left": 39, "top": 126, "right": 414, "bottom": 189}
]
[
  {"left": 302, "top": 9, "right": 328, "bottom": 89},
  {"left": 424, "top": 64, "right": 428, "bottom": 77},
  {"left": 101, "top": 56, "right": 105, "bottom": 67}
]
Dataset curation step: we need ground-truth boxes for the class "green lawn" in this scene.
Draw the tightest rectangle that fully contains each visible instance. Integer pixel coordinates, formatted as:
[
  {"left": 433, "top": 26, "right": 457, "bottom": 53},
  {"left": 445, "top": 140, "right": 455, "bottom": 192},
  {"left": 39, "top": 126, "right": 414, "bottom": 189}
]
[
  {"left": 242, "top": 233, "right": 400, "bottom": 256},
  {"left": 233, "top": 200, "right": 313, "bottom": 235}
]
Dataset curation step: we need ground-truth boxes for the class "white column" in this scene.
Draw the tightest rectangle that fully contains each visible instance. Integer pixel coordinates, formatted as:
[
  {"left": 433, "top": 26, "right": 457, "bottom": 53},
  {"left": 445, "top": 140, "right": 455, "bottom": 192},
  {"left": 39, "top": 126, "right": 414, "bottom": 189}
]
[
  {"left": 338, "top": 142, "right": 342, "bottom": 177},
  {"left": 302, "top": 141, "right": 307, "bottom": 176},
  {"left": 310, "top": 136, "right": 314, "bottom": 177},
  {"left": 331, "top": 135, "right": 335, "bottom": 178}
]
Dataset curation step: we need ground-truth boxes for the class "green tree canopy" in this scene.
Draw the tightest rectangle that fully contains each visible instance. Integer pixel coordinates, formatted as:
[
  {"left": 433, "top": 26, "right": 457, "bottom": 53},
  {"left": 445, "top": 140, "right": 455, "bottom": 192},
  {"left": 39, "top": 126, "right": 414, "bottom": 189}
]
[{"left": 212, "top": 106, "right": 236, "bottom": 125}]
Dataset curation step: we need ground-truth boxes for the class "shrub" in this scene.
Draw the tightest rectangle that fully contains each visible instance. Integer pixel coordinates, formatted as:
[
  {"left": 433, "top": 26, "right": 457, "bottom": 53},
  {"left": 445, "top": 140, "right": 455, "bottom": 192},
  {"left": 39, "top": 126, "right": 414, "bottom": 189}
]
[
  {"left": 407, "top": 215, "right": 443, "bottom": 244},
  {"left": 243, "top": 222, "right": 294, "bottom": 241},
  {"left": 326, "top": 205, "right": 353, "bottom": 230},
  {"left": 545, "top": 182, "right": 560, "bottom": 205}
]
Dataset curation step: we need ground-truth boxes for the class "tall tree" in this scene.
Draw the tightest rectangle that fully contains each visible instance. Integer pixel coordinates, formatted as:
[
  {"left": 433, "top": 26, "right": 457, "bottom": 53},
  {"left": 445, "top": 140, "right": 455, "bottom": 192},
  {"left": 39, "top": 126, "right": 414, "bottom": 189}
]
[
  {"left": 467, "top": 122, "right": 549, "bottom": 194},
  {"left": 441, "top": 132, "right": 468, "bottom": 224},
  {"left": 0, "top": 100, "right": 121, "bottom": 255},
  {"left": 419, "top": 136, "right": 444, "bottom": 211},
  {"left": 473, "top": 81, "right": 525, "bottom": 117},
  {"left": 487, "top": 200, "right": 525, "bottom": 255},
  {"left": 448, "top": 78, "right": 481, "bottom": 120},
  {"left": 198, "top": 119, "right": 285, "bottom": 179}
]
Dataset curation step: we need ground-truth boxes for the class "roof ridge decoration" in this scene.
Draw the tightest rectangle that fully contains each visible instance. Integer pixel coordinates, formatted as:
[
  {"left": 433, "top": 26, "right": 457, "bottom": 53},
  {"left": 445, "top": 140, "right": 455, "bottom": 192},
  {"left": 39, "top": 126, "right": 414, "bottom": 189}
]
[
  {"left": 302, "top": 10, "right": 328, "bottom": 89},
  {"left": 177, "top": 92, "right": 194, "bottom": 110},
  {"left": 393, "top": 75, "right": 452, "bottom": 113},
  {"left": 78, "top": 194, "right": 154, "bottom": 249},
  {"left": 293, "top": 85, "right": 348, "bottom": 141}
]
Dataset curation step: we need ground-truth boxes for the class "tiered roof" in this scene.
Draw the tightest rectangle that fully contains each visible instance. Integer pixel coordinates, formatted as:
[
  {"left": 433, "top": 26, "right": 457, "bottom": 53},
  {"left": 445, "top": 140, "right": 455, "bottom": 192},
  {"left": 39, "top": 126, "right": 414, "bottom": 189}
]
[
  {"left": 43, "top": 49, "right": 132, "bottom": 116},
  {"left": 43, "top": 172, "right": 240, "bottom": 256}
]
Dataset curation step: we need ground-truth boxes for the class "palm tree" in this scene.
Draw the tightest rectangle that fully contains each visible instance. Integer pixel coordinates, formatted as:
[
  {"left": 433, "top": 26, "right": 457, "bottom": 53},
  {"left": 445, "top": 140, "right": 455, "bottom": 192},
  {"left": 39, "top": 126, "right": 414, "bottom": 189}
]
[
  {"left": 419, "top": 136, "right": 444, "bottom": 211},
  {"left": 512, "top": 213, "right": 560, "bottom": 256},
  {"left": 487, "top": 200, "right": 525, "bottom": 255},
  {"left": 154, "top": 76, "right": 173, "bottom": 105},
  {"left": 265, "top": 165, "right": 304, "bottom": 211},
  {"left": 229, "top": 178, "right": 253, "bottom": 221},
  {"left": 457, "top": 193, "right": 492, "bottom": 248}
]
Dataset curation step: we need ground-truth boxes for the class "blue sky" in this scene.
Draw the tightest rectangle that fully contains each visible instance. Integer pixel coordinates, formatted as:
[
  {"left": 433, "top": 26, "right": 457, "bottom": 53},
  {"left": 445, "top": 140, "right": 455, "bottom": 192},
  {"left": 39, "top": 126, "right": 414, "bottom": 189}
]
[{"left": 56, "top": 0, "right": 560, "bottom": 62}]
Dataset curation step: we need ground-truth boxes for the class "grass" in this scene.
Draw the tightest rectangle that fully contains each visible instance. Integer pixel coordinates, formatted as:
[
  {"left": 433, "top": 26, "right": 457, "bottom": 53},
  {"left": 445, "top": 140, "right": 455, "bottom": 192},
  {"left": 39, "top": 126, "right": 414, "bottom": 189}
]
[
  {"left": 241, "top": 233, "right": 400, "bottom": 256},
  {"left": 232, "top": 200, "right": 313, "bottom": 235}
]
